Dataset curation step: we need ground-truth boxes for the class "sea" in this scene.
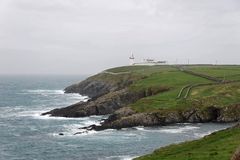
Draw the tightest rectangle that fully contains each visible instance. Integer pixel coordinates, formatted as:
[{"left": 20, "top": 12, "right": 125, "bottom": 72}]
[{"left": 0, "top": 75, "right": 234, "bottom": 160}]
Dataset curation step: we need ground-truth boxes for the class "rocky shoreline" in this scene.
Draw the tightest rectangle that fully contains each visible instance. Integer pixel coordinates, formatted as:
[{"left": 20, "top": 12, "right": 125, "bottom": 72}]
[
  {"left": 76, "top": 104, "right": 240, "bottom": 132},
  {"left": 42, "top": 69, "right": 240, "bottom": 132}
]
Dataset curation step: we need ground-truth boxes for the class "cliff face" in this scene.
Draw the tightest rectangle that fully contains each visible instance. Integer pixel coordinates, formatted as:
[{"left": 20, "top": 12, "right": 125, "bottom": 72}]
[
  {"left": 64, "top": 71, "right": 145, "bottom": 99},
  {"left": 42, "top": 89, "right": 146, "bottom": 117},
  {"left": 43, "top": 68, "right": 171, "bottom": 118},
  {"left": 43, "top": 85, "right": 170, "bottom": 117},
  {"left": 88, "top": 104, "right": 240, "bottom": 131},
  {"left": 64, "top": 80, "right": 112, "bottom": 99}
]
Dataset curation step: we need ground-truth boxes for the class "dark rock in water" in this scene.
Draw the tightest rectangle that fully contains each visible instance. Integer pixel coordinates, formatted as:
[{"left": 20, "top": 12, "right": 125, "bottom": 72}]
[
  {"left": 79, "top": 125, "right": 96, "bottom": 131},
  {"left": 59, "top": 133, "right": 64, "bottom": 136},
  {"left": 74, "top": 131, "right": 89, "bottom": 135}
]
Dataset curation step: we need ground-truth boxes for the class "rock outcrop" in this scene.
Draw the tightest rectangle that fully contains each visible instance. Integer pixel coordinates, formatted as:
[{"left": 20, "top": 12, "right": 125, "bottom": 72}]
[
  {"left": 86, "top": 104, "right": 240, "bottom": 131},
  {"left": 217, "top": 104, "right": 240, "bottom": 122},
  {"left": 43, "top": 67, "right": 170, "bottom": 118},
  {"left": 64, "top": 72, "right": 145, "bottom": 99},
  {"left": 43, "top": 71, "right": 146, "bottom": 117},
  {"left": 42, "top": 89, "right": 145, "bottom": 117},
  {"left": 64, "top": 80, "right": 112, "bottom": 99},
  {"left": 43, "top": 86, "right": 170, "bottom": 117}
]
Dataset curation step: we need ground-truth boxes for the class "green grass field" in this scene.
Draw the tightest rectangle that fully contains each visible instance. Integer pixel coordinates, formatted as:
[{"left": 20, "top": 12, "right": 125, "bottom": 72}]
[
  {"left": 135, "top": 125, "right": 240, "bottom": 160},
  {"left": 185, "top": 65, "right": 240, "bottom": 81},
  {"left": 110, "top": 65, "right": 240, "bottom": 112},
  {"left": 128, "top": 70, "right": 210, "bottom": 112},
  {"left": 106, "top": 65, "right": 176, "bottom": 76},
  {"left": 189, "top": 82, "right": 240, "bottom": 107}
]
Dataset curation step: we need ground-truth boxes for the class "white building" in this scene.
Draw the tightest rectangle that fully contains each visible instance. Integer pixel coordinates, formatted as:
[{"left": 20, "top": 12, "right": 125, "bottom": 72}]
[
  {"left": 129, "top": 52, "right": 135, "bottom": 65},
  {"left": 129, "top": 53, "right": 167, "bottom": 66}
]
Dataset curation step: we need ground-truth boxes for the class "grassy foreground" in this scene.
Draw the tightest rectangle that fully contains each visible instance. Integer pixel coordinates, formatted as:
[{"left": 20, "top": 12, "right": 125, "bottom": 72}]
[{"left": 135, "top": 125, "right": 240, "bottom": 160}]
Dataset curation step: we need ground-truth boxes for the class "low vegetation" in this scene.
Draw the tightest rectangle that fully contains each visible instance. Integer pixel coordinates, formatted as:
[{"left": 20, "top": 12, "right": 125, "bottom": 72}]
[
  {"left": 135, "top": 125, "right": 240, "bottom": 160},
  {"left": 186, "top": 65, "right": 240, "bottom": 81},
  {"left": 113, "top": 65, "right": 240, "bottom": 113}
]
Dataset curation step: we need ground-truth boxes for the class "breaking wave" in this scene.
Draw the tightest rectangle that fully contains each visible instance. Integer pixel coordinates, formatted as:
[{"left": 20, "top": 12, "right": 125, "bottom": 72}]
[
  {"left": 158, "top": 126, "right": 200, "bottom": 134},
  {"left": 23, "top": 89, "right": 65, "bottom": 95},
  {"left": 101, "top": 155, "right": 137, "bottom": 160}
]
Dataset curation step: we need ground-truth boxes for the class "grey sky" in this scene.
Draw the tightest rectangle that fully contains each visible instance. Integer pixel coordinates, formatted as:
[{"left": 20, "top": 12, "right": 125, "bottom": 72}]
[{"left": 0, "top": 0, "right": 240, "bottom": 75}]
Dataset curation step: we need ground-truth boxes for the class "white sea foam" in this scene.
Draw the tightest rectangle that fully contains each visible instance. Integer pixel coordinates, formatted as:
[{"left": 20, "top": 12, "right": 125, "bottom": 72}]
[
  {"left": 133, "top": 126, "right": 145, "bottom": 131},
  {"left": 158, "top": 126, "right": 200, "bottom": 134},
  {"left": 0, "top": 106, "right": 26, "bottom": 118},
  {"left": 194, "top": 130, "right": 216, "bottom": 138},
  {"left": 21, "top": 89, "right": 89, "bottom": 105},
  {"left": 55, "top": 123, "right": 99, "bottom": 136},
  {"left": 101, "top": 155, "right": 137, "bottom": 160},
  {"left": 30, "top": 112, "right": 104, "bottom": 123},
  {"left": 32, "top": 113, "right": 84, "bottom": 120},
  {"left": 50, "top": 115, "right": 105, "bottom": 136},
  {"left": 121, "top": 156, "right": 137, "bottom": 160},
  {"left": 23, "top": 89, "right": 65, "bottom": 95},
  {"left": 10, "top": 89, "right": 89, "bottom": 119}
]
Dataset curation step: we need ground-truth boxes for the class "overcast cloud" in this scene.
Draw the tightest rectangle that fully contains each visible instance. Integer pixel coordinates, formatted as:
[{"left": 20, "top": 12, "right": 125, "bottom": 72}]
[{"left": 0, "top": 0, "right": 240, "bottom": 75}]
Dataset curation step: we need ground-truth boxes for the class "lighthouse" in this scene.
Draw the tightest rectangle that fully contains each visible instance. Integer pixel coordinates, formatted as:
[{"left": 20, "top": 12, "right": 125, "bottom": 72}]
[{"left": 129, "top": 52, "right": 135, "bottom": 65}]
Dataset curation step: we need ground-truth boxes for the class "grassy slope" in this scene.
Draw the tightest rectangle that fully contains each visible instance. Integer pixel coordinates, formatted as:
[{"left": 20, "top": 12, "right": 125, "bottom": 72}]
[
  {"left": 190, "top": 82, "right": 240, "bottom": 107},
  {"left": 135, "top": 126, "right": 240, "bottom": 160},
  {"left": 128, "top": 71, "right": 210, "bottom": 112},
  {"left": 117, "top": 65, "right": 240, "bottom": 112}
]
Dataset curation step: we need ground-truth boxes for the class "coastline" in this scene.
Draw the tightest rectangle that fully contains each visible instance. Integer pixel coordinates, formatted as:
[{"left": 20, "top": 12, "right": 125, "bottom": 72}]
[{"left": 42, "top": 65, "right": 240, "bottom": 159}]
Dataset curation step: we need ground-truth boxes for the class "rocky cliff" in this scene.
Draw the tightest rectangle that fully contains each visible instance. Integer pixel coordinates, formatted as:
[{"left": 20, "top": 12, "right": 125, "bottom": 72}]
[
  {"left": 84, "top": 104, "right": 240, "bottom": 131},
  {"left": 64, "top": 71, "right": 145, "bottom": 99},
  {"left": 42, "top": 70, "right": 169, "bottom": 117},
  {"left": 42, "top": 89, "right": 145, "bottom": 117}
]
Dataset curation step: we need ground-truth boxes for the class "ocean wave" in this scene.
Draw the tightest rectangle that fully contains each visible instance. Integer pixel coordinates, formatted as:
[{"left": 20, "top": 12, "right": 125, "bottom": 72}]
[
  {"left": 133, "top": 126, "right": 145, "bottom": 131},
  {"left": 194, "top": 130, "right": 216, "bottom": 138},
  {"left": 101, "top": 155, "right": 137, "bottom": 160},
  {"left": 158, "top": 126, "right": 200, "bottom": 134},
  {"left": 0, "top": 106, "right": 26, "bottom": 118},
  {"left": 50, "top": 115, "right": 106, "bottom": 136},
  {"left": 25, "top": 111, "right": 104, "bottom": 123},
  {"left": 22, "top": 89, "right": 65, "bottom": 95},
  {"left": 130, "top": 125, "right": 200, "bottom": 134},
  {"left": 20, "top": 89, "right": 89, "bottom": 102},
  {"left": 31, "top": 113, "right": 86, "bottom": 120}
]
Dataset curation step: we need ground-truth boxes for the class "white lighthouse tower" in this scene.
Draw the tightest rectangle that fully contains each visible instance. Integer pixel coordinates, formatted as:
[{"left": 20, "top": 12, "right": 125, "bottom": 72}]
[{"left": 129, "top": 52, "right": 135, "bottom": 65}]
